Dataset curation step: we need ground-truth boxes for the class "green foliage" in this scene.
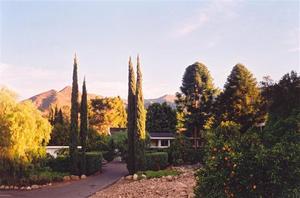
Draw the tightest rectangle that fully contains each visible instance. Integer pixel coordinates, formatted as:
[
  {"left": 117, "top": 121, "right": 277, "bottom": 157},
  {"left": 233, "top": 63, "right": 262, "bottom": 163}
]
[
  {"left": 138, "top": 169, "right": 179, "bottom": 179},
  {"left": 127, "top": 57, "right": 136, "bottom": 174},
  {"left": 146, "top": 102, "right": 176, "bottom": 132},
  {"left": 90, "top": 96, "right": 127, "bottom": 135},
  {"left": 80, "top": 79, "right": 88, "bottom": 175},
  {"left": 70, "top": 55, "right": 79, "bottom": 175},
  {"left": 168, "top": 134, "right": 202, "bottom": 165},
  {"left": 144, "top": 152, "right": 168, "bottom": 171},
  {"left": 0, "top": 87, "right": 52, "bottom": 181},
  {"left": 111, "top": 131, "right": 128, "bottom": 159},
  {"left": 176, "top": 62, "right": 216, "bottom": 147},
  {"left": 214, "top": 64, "right": 264, "bottom": 132},
  {"left": 195, "top": 115, "right": 300, "bottom": 197},
  {"left": 48, "top": 123, "right": 70, "bottom": 146},
  {"left": 48, "top": 152, "right": 102, "bottom": 176},
  {"left": 103, "top": 139, "right": 116, "bottom": 162}
]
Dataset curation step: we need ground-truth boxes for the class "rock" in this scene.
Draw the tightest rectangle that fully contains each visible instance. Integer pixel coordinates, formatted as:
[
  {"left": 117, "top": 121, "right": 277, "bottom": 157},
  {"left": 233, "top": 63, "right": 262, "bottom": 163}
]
[
  {"left": 125, "top": 175, "right": 133, "bottom": 180},
  {"left": 166, "top": 175, "right": 173, "bottom": 181},
  {"left": 161, "top": 178, "right": 167, "bottom": 182},
  {"left": 70, "top": 175, "right": 80, "bottom": 180},
  {"left": 4, "top": 186, "right": 9, "bottom": 190},
  {"left": 141, "top": 174, "right": 147, "bottom": 179},
  {"left": 180, "top": 191, "right": 188, "bottom": 197},
  {"left": 20, "top": 186, "right": 25, "bottom": 190},
  {"left": 133, "top": 174, "right": 138, "bottom": 181},
  {"left": 14, "top": 186, "right": 19, "bottom": 190},
  {"left": 9, "top": 186, "right": 14, "bottom": 189},
  {"left": 63, "top": 176, "right": 71, "bottom": 181},
  {"left": 48, "top": 183, "right": 52, "bottom": 186},
  {"left": 26, "top": 186, "right": 31, "bottom": 190},
  {"left": 31, "top": 185, "right": 39, "bottom": 189},
  {"left": 0, "top": 185, "right": 4, "bottom": 189},
  {"left": 81, "top": 175, "right": 87, "bottom": 179}
]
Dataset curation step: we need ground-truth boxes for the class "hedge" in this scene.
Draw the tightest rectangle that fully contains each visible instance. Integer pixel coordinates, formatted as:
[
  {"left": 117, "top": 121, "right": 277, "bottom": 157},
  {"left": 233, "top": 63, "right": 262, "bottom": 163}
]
[
  {"left": 48, "top": 152, "right": 102, "bottom": 176},
  {"left": 144, "top": 152, "right": 168, "bottom": 171}
]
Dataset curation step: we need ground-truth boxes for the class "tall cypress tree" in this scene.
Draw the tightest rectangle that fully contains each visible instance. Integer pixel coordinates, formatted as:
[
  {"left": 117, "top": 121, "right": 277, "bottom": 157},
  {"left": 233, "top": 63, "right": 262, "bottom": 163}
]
[
  {"left": 214, "top": 63, "right": 263, "bottom": 132},
  {"left": 80, "top": 77, "right": 88, "bottom": 175},
  {"left": 70, "top": 54, "right": 79, "bottom": 175},
  {"left": 135, "top": 55, "right": 146, "bottom": 170},
  {"left": 127, "top": 57, "right": 136, "bottom": 174}
]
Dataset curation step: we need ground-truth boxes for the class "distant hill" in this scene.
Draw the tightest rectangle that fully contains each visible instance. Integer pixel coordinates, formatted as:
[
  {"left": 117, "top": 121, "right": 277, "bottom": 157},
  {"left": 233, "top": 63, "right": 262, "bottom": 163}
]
[
  {"left": 26, "top": 87, "right": 176, "bottom": 113},
  {"left": 25, "top": 86, "right": 100, "bottom": 113},
  {"left": 145, "top": 94, "right": 176, "bottom": 108}
]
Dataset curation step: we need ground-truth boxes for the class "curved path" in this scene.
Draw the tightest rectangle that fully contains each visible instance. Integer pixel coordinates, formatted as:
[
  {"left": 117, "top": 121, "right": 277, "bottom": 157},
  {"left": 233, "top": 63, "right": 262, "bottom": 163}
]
[{"left": 0, "top": 161, "right": 128, "bottom": 198}]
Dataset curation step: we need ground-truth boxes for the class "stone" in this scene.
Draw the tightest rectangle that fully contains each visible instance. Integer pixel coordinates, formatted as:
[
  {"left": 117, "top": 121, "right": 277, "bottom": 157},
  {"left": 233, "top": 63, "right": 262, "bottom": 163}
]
[
  {"left": 81, "top": 175, "right": 87, "bottom": 179},
  {"left": 9, "top": 185, "right": 14, "bottom": 189},
  {"left": 48, "top": 183, "right": 52, "bottom": 186},
  {"left": 63, "top": 176, "right": 71, "bottom": 181},
  {"left": 161, "top": 178, "right": 167, "bottom": 182},
  {"left": 31, "top": 185, "right": 39, "bottom": 189},
  {"left": 125, "top": 175, "right": 133, "bottom": 180},
  {"left": 0, "top": 185, "right": 4, "bottom": 190},
  {"left": 166, "top": 175, "right": 173, "bottom": 181},
  {"left": 4, "top": 186, "right": 9, "bottom": 190},
  {"left": 20, "top": 186, "right": 25, "bottom": 190},
  {"left": 14, "top": 186, "right": 19, "bottom": 190},
  {"left": 133, "top": 174, "right": 138, "bottom": 181},
  {"left": 70, "top": 175, "right": 80, "bottom": 180},
  {"left": 26, "top": 186, "right": 31, "bottom": 190},
  {"left": 141, "top": 174, "right": 147, "bottom": 179}
]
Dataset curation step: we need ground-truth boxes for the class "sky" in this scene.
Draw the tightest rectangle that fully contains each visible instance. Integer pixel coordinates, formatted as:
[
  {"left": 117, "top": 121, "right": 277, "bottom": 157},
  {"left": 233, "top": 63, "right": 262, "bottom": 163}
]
[{"left": 0, "top": 0, "right": 299, "bottom": 100}]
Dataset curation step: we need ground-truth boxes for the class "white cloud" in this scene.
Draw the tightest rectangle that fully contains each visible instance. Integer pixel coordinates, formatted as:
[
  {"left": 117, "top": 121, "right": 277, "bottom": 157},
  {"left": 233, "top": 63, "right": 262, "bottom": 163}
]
[{"left": 174, "top": 0, "right": 240, "bottom": 37}]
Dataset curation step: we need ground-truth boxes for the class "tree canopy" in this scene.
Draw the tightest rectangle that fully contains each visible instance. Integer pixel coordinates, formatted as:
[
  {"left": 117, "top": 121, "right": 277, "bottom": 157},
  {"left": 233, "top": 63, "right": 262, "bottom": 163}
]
[
  {"left": 146, "top": 102, "right": 176, "bottom": 132},
  {"left": 90, "top": 96, "right": 127, "bottom": 135}
]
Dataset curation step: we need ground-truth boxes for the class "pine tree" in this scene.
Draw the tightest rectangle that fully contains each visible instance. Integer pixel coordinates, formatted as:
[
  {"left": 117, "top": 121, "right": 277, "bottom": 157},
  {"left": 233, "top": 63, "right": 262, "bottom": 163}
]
[
  {"left": 177, "top": 62, "right": 216, "bottom": 147},
  {"left": 70, "top": 54, "right": 79, "bottom": 175},
  {"left": 80, "top": 78, "right": 88, "bottom": 175},
  {"left": 135, "top": 55, "right": 146, "bottom": 170},
  {"left": 214, "top": 63, "right": 263, "bottom": 132},
  {"left": 126, "top": 57, "right": 136, "bottom": 174}
]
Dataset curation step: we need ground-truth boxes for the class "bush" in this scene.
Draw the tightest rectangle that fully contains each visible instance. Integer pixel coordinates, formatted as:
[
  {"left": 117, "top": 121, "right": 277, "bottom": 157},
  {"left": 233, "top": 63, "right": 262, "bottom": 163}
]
[
  {"left": 168, "top": 134, "right": 202, "bottom": 165},
  {"left": 195, "top": 118, "right": 300, "bottom": 198},
  {"left": 85, "top": 152, "right": 103, "bottom": 175},
  {"left": 48, "top": 152, "right": 102, "bottom": 176},
  {"left": 144, "top": 152, "right": 168, "bottom": 171}
]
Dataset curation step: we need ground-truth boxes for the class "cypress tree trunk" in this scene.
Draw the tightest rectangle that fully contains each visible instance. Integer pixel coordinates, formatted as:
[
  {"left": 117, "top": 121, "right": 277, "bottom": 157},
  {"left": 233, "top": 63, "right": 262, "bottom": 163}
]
[
  {"left": 80, "top": 78, "right": 88, "bottom": 175},
  {"left": 127, "top": 57, "right": 136, "bottom": 174},
  {"left": 135, "top": 55, "right": 146, "bottom": 170},
  {"left": 70, "top": 54, "right": 79, "bottom": 175}
]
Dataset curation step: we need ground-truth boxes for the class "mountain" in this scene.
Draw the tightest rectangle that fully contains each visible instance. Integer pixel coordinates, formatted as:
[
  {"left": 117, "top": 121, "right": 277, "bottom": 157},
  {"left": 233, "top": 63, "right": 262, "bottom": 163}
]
[
  {"left": 145, "top": 94, "right": 176, "bottom": 108},
  {"left": 25, "top": 86, "right": 100, "bottom": 113},
  {"left": 26, "top": 87, "right": 176, "bottom": 113}
]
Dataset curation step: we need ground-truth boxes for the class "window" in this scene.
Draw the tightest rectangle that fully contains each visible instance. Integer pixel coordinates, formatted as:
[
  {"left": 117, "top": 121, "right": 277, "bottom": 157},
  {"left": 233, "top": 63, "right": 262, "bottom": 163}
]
[{"left": 161, "top": 139, "right": 169, "bottom": 147}]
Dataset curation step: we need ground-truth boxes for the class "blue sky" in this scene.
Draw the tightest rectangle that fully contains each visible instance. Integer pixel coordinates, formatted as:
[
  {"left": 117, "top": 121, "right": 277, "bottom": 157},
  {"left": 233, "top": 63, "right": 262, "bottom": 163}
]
[{"left": 0, "top": 0, "right": 299, "bottom": 99}]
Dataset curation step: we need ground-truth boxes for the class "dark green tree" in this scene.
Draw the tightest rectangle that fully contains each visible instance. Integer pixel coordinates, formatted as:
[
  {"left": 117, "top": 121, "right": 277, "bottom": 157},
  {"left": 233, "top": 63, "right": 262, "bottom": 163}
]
[
  {"left": 176, "top": 62, "right": 216, "bottom": 147},
  {"left": 215, "top": 64, "right": 264, "bottom": 132},
  {"left": 126, "top": 57, "right": 136, "bottom": 174},
  {"left": 80, "top": 78, "right": 88, "bottom": 175},
  {"left": 135, "top": 55, "right": 146, "bottom": 170},
  {"left": 146, "top": 102, "right": 176, "bottom": 132},
  {"left": 70, "top": 54, "right": 79, "bottom": 175}
]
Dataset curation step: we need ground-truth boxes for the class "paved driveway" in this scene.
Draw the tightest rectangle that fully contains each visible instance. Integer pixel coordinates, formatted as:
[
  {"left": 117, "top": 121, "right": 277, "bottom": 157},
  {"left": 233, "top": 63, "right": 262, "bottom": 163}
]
[{"left": 0, "top": 161, "right": 128, "bottom": 198}]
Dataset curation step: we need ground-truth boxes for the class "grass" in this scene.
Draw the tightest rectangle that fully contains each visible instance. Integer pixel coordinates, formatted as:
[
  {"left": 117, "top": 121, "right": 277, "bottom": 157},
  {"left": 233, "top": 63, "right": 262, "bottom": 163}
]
[{"left": 138, "top": 169, "right": 179, "bottom": 179}]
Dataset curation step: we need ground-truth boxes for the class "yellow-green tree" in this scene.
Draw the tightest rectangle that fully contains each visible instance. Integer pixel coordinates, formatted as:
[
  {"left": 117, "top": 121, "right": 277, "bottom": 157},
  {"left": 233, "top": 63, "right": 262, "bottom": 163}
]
[
  {"left": 0, "top": 87, "right": 51, "bottom": 163},
  {"left": 89, "top": 96, "right": 127, "bottom": 135}
]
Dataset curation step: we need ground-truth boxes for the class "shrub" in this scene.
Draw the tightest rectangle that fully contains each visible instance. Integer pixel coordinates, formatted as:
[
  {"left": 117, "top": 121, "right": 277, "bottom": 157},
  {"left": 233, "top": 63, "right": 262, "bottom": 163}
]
[
  {"left": 195, "top": 118, "right": 300, "bottom": 198},
  {"left": 48, "top": 152, "right": 102, "bottom": 176},
  {"left": 144, "top": 152, "right": 168, "bottom": 171},
  {"left": 85, "top": 152, "right": 103, "bottom": 175}
]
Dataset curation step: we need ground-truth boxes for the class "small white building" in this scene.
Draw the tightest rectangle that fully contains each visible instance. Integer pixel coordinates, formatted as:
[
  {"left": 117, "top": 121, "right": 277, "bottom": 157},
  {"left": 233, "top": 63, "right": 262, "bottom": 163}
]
[{"left": 149, "top": 132, "right": 175, "bottom": 149}]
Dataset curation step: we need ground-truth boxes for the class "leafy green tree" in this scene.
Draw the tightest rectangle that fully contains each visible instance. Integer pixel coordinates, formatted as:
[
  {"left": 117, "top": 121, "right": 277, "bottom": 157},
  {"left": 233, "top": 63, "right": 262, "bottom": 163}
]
[
  {"left": 70, "top": 54, "right": 79, "bottom": 175},
  {"left": 146, "top": 102, "right": 176, "bottom": 132},
  {"left": 89, "top": 96, "right": 127, "bottom": 135},
  {"left": 80, "top": 78, "right": 88, "bottom": 174},
  {"left": 267, "top": 71, "right": 300, "bottom": 122},
  {"left": 176, "top": 62, "right": 216, "bottom": 147},
  {"left": 214, "top": 64, "right": 264, "bottom": 132},
  {"left": 126, "top": 57, "right": 136, "bottom": 174},
  {"left": 0, "top": 87, "right": 51, "bottom": 179},
  {"left": 135, "top": 55, "right": 146, "bottom": 170}
]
